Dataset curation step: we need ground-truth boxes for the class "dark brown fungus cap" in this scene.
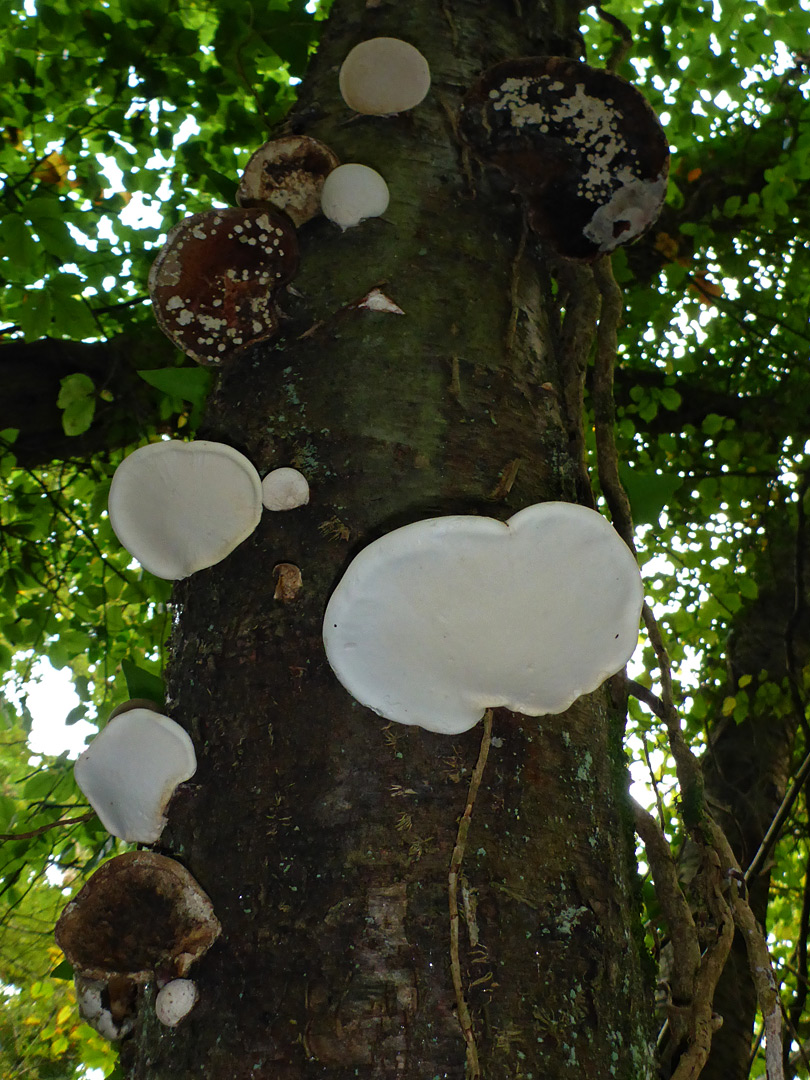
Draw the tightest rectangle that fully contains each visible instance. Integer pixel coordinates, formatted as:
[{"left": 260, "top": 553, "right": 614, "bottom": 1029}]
[
  {"left": 459, "top": 57, "right": 669, "bottom": 259},
  {"left": 55, "top": 851, "right": 221, "bottom": 984},
  {"left": 148, "top": 207, "right": 299, "bottom": 365},
  {"left": 236, "top": 135, "right": 340, "bottom": 227}
]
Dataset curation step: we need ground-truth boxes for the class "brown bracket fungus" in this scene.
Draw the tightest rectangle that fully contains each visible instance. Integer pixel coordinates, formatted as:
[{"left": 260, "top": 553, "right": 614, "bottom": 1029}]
[
  {"left": 108, "top": 439, "right": 263, "bottom": 580},
  {"left": 261, "top": 466, "right": 310, "bottom": 510},
  {"left": 459, "top": 57, "right": 669, "bottom": 259},
  {"left": 339, "top": 37, "right": 431, "bottom": 115},
  {"left": 55, "top": 851, "right": 221, "bottom": 985},
  {"left": 236, "top": 135, "right": 340, "bottom": 227},
  {"left": 320, "top": 163, "right": 390, "bottom": 230},
  {"left": 323, "top": 502, "right": 643, "bottom": 734},
  {"left": 148, "top": 207, "right": 299, "bottom": 365},
  {"left": 74, "top": 707, "right": 197, "bottom": 844}
]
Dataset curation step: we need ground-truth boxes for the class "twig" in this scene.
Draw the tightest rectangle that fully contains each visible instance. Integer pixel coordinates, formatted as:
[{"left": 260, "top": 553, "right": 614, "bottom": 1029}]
[
  {"left": 625, "top": 677, "right": 667, "bottom": 720},
  {"left": 0, "top": 811, "right": 94, "bottom": 842},
  {"left": 745, "top": 746, "right": 810, "bottom": 883},
  {"left": 592, "top": 255, "right": 635, "bottom": 551},
  {"left": 449, "top": 710, "right": 492, "bottom": 1079},
  {"left": 505, "top": 213, "right": 528, "bottom": 354},
  {"left": 596, "top": 5, "right": 633, "bottom": 70}
]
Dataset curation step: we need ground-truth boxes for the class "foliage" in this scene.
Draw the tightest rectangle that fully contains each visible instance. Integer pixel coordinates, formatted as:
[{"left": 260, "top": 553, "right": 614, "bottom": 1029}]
[{"left": 0, "top": 0, "right": 809, "bottom": 1075}]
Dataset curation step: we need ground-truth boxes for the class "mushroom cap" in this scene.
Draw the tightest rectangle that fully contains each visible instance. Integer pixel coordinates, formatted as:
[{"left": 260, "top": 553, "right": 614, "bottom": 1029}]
[
  {"left": 320, "top": 164, "right": 390, "bottom": 231},
  {"left": 261, "top": 467, "right": 310, "bottom": 511},
  {"left": 155, "top": 978, "right": 198, "bottom": 1027},
  {"left": 460, "top": 57, "right": 669, "bottom": 259},
  {"left": 236, "top": 135, "right": 340, "bottom": 227},
  {"left": 148, "top": 207, "right": 299, "bottom": 365},
  {"left": 339, "top": 37, "right": 431, "bottom": 115},
  {"left": 74, "top": 708, "right": 196, "bottom": 844},
  {"left": 108, "top": 439, "right": 263, "bottom": 580},
  {"left": 55, "top": 851, "right": 221, "bottom": 984},
  {"left": 323, "top": 502, "right": 643, "bottom": 733}
]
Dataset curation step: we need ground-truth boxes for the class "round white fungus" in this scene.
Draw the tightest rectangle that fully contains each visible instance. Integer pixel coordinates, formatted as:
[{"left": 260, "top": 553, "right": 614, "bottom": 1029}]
[
  {"left": 320, "top": 164, "right": 390, "bottom": 231},
  {"left": 339, "top": 37, "right": 431, "bottom": 115},
  {"left": 155, "top": 979, "right": 198, "bottom": 1027},
  {"left": 261, "top": 467, "right": 310, "bottom": 511}
]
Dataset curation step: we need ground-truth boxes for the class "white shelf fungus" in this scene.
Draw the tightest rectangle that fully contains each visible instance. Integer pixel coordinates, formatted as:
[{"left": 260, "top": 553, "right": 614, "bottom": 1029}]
[
  {"left": 261, "top": 467, "right": 310, "bottom": 510},
  {"left": 74, "top": 708, "right": 197, "bottom": 844},
  {"left": 108, "top": 440, "right": 263, "bottom": 580},
  {"left": 320, "top": 164, "right": 389, "bottom": 231},
  {"left": 156, "top": 979, "right": 198, "bottom": 1027},
  {"left": 323, "top": 502, "right": 644, "bottom": 734},
  {"left": 339, "top": 37, "right": 431, "bottom": 115}
]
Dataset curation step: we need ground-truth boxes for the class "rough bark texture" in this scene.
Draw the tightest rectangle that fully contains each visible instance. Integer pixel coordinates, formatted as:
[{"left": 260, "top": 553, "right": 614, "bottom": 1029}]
[{"left": 123, "top": 1, "right": 656, "bottom": 1076}]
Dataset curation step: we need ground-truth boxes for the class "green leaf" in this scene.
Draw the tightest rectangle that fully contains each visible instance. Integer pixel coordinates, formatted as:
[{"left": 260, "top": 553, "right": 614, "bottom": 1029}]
[
  {"left": 50, "top": 959, "right": 74, "bottom": 980},
  {"left": 57, "top": 373, "right": 96, "bottom": 436},
  {"left": 618, "top": 465, "right": 683, "bottom": 526},
  {"left": 121, "top": 659, "right": 165, "bottom": 705}
]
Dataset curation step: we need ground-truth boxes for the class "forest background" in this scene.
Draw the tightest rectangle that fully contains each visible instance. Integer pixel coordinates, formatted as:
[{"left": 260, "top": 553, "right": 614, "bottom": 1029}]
[{"left": 0, "top": 0, "right": 810, "bottom": 1077}]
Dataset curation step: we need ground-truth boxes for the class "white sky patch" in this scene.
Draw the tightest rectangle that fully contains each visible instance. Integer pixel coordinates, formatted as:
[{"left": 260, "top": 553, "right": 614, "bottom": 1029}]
[{"left": 6, "top": 658, "right": 97, "bottom": 759}]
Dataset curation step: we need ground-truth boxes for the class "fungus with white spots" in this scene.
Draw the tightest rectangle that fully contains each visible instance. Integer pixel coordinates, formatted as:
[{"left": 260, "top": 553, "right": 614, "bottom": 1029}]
[
  {"left": 108, "top": 439, "right": 263, "bottom": 580},
  {"left": 339, "top": 37, "right": 431, "bottom": 115},
  {"left": 55, "top": 851, "right": 221, "bottom": 985},
  {"left": 320, "top": 163, "right": 390, "bottom": 231},
  {"left": 155, "top": 979, "right": 199, "bottom": 1027},
  {"left": 459, "top": 57, "right": 668, "bottom": 259},
  {"left": 148, "top": 207, "right": 299, "bottom": 365},
  {"left": 74, "top": 707, "right": 196, "bottom": 844},
  {"left": 323, "top": 502, "right": 643, "bottom": 734},
  {"left": 261, "top": 466, "right": 310, "bottom": 510},
  {"left": 236, "top": 135, "right": 340, "bottom": 227},
  {"left": 75, "top": 974, "right": 138, "bottom": 1041}
]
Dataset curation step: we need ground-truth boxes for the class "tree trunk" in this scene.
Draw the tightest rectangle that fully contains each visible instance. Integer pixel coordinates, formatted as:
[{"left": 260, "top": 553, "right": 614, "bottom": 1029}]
[{"left": 124, "top": 1, "right": 655, "bottom": 1076}]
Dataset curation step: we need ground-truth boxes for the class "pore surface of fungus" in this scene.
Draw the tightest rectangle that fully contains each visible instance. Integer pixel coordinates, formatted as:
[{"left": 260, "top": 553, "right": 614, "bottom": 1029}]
[
  {"left": 74, "top": 708, "right": 197, "bottom": 844},
  {"left": 323, "top": 502, "right": 643, "bottom": 733},
  {"left": 320, "top": 164, "right": 390, "bottom": 230},
  {"left": 55, "top": 851, "right": 221, "bottom": 984},
  {"left": 236, "top": 135, "right": 340, "bottom": 227},
  {"left": 148, "top": 207, "right": 299, "bottom": 365},
  {"left": 108, "top": 439, "right": 263, "bottom": 580},
  {"left": 460, "top": 57, "right": 668, "bottom": 259},
  {"left": 339, "top": 37, "right": 431, "bottom": 115}
]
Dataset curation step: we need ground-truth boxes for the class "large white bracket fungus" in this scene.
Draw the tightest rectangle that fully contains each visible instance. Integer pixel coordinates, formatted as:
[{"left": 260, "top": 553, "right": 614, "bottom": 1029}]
[
  {"left": 459, "top": 57, "right": 669, "bottom": 259},
  {"left": 320, "top": 163, "right": 390, "bottom": 231},
  {"left": 148, "top": 207, "right": 299, "bottom": 365},
  {"left": 323, "top": 502, "right": 643, "bottom": 734},
  {"left": 55, "top": 851, "right": 221, "bottom": 984},
  {"left": 74, "top": 707, "right": 197, "bottom": 844},
  {"left": 108, "top": 439, "right": 263, "bottom": 580},
  {"left": 236, "top": 135, "right": 340, "bottom": 227},
  {"left": 339, "top": 37, "right": 431, "bottom": 115}
]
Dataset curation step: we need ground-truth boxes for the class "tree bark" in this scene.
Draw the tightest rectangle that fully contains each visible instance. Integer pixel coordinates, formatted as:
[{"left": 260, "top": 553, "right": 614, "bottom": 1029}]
[{"left": 123, "top": 1, "right": 655, "bottom": 1076}]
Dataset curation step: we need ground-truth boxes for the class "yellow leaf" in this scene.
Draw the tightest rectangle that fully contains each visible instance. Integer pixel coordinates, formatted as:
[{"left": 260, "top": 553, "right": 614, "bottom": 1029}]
[
  {"left": 722, "top": 696, "right": 736, "bottom": 716},
  {"left": 738, "top": 674, "right": 752, "bottom": 688},
  {"left": 33, "top": 151, "right": 70, "bottom": 186}
]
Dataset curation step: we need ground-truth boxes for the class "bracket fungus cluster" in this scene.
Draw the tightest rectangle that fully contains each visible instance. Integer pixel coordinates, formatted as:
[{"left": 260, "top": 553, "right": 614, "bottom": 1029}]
[
  {"left": 108, "top": 439, "right": 263, "bottom": 580},
  {"left": 460, "top": 57, "right": 669, "bottom": 259},
  {"left": 55, "top": 852, "right": 220, "bottom": 1036},
  {"left": 236, "top": 135, "right": 340, "bottom": 227},
  {"left": 323, "top": 502, "right": 643, "bottom": 734},
  {"left": 148, "top": 206, "right": 299, "bottom": 365},
  {"left": 74, "top": 706, "right": 196, "bottom": 844},
  {"left": 339, "top": 37, "right": 431, "bottom": 115}
]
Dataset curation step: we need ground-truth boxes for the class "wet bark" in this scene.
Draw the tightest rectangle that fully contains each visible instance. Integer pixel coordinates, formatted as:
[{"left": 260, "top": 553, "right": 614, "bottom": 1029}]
[{"left": 123, "top": 1, "right": 655, "bottom": 1076}]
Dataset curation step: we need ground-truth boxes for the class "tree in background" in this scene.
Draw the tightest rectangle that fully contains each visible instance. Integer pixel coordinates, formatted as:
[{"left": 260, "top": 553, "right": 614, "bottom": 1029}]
[{"left": 1, "top": 0, "right": 810, "bottom": 1077}]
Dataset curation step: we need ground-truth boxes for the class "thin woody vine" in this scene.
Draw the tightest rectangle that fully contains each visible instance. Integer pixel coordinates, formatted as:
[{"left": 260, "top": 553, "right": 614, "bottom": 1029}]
[{"left": 43, "top": 29, "right": 786, "bottom": 1080}]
